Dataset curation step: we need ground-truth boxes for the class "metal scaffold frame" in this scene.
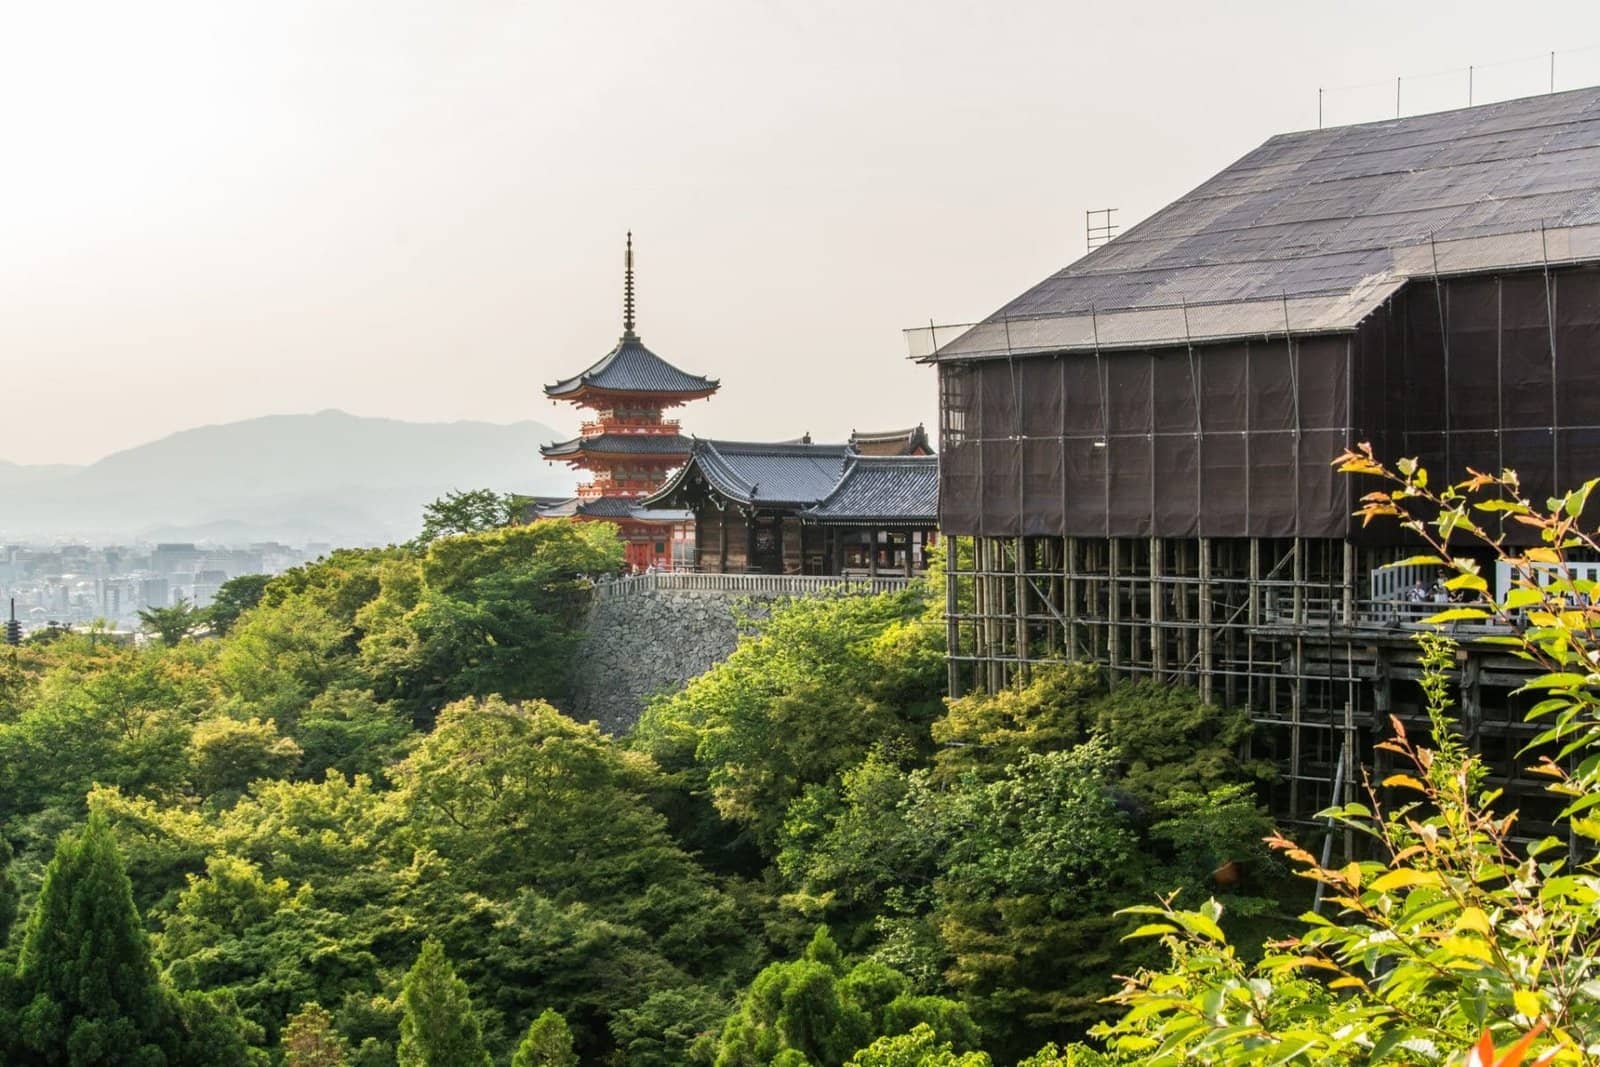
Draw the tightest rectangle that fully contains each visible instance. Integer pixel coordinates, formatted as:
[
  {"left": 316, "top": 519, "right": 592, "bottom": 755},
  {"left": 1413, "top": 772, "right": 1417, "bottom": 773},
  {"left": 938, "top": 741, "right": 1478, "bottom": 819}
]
[{"left": 942, "top": 532, "right": 1561, "bottom": 832}]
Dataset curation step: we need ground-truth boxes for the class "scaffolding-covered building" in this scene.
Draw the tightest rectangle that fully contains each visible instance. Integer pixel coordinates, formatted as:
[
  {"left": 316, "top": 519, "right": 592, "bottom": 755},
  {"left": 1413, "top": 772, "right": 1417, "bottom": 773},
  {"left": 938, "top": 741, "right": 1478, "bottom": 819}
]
[{"left": 916, "top": 88, "right": 1600, "bottom": 827}]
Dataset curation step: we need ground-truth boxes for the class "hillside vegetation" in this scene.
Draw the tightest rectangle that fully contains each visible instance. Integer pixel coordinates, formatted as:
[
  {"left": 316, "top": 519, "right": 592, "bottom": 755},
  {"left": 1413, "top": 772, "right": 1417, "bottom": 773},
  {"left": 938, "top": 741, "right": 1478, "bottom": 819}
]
[
  {"left": 5, "top": 451, "right": 1591, "bottom": 1065},
  {"left": 0, "top": 517, "right": 1282, "bottom": 1064}
]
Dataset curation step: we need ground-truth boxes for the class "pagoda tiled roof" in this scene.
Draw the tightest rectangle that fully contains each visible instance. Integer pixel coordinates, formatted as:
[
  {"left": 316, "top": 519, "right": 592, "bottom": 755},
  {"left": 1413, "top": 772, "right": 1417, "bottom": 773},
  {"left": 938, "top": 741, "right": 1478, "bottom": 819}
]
[
  {"left": 531, "top": 495, "right": 684, "bottom": 522},
  {"left": 541, "top": 432, "right": 692, "bottom": 459},
  {"left": 545, "top": 335, "right": 718, "bottom": 399},
  {"left": 801, "top": 455, "right": 939, "bottom": 526}
]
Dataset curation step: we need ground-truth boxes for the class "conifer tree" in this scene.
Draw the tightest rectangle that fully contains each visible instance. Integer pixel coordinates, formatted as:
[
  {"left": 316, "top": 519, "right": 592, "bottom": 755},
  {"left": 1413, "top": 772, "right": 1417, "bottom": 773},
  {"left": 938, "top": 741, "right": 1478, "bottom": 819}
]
[
  {"left": 283, "top": 1002, "right": 350, "bottom": 1066},
  {"left": 12, "top": 815, "right": 172, "bottom": 1064},
  {"left": 396, "top": 939, "right": 491, "bottom": 1067},
  {"left": 512, "top": 1008, "right": 579, "bottom": 1067}
]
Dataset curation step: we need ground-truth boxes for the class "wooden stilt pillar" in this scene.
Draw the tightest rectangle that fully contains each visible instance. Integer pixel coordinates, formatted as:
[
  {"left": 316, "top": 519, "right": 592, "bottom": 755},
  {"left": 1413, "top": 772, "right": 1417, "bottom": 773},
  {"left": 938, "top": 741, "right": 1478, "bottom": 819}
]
[
  {"left": 1199, "top": 537, "right": 1214, "bottom": 704},
  {"left": 946, "top": 536, "right": 962, "bottom": 699},
  {"left": 1108, "top": 539, "right": 1122, "bottom": 681},
  {"left": 1015, "top": 538, "right": 1029, "bottom": 682},
  {"left": 1065, "top": 536, "right": 1080, "bottom": 661},
  {"left": 1150, "top": 537, "right": 1166, "bottom": 680}
]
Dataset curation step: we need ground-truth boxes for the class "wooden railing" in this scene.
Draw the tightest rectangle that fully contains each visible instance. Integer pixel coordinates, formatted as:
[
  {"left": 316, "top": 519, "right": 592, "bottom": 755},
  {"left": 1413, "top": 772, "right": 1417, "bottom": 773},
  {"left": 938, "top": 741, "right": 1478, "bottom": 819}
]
[
  {"left": 579, "top": 418, "right": 681, "bottom": 436},
  {"left": 590, "top": 572, "right": 918, "bottom": 601}
]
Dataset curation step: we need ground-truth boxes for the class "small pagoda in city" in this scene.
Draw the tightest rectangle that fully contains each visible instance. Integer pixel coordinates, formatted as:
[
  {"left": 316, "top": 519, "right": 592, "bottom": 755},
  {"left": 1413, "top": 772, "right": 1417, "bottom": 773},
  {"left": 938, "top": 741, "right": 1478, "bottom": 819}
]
[{"left": 538, "top": 234, "right": 719, "bottom": 571}]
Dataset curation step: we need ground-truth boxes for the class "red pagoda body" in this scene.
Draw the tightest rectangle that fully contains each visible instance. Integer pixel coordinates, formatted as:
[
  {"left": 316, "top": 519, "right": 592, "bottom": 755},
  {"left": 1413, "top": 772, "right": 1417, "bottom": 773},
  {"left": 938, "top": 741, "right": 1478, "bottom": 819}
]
[{"left": 539, "top": 236, "right": 718, "bottom": 572}]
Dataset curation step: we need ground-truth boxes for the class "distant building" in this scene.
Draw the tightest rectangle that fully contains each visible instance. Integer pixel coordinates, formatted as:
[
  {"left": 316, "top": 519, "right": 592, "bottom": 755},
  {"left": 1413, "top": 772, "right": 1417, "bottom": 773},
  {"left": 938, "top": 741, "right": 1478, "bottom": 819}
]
[
  {"left": 152, "top": 542, "right": 201, "bottom": 576},
  {"left": 140, "top": 577, "right": 170, "bottom": 610},
  {"left": 535, "top": 235, "right": 719, "bottom": 572},
  {"left": 189, "top": 569, "right": 229, "bottom": 609}
]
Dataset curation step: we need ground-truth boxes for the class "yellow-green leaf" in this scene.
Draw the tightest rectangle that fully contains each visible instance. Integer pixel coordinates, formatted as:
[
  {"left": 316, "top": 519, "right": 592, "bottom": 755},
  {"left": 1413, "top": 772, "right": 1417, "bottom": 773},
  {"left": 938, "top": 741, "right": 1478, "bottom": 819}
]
[
  {"left": 1370, "top": 868, "right": 1442, "bottom": 892},
  {"left": 1424, "top": 607, "right": 1489, "bottom": 624},
  {"left": 1125, "top": 923, "right": 1179, "bottom": 940}
]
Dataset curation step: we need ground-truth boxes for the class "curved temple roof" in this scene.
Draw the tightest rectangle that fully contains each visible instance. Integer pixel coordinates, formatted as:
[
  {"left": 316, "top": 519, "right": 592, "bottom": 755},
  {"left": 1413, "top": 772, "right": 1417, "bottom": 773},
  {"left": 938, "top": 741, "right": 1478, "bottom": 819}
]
[
  {"left": 645, "top": 439, "right": 854, "bottom": 509},
  {"left": 923, "top": 87, "right": 1600, "bottom": 361},
  {"left": 848, "top": 424, "right": 932, "bottom": 456},
  {"left": 643, "top": 439, "right": 938, "bottom": 523},
  {"left": 545, "top": 336, "right": 719, "bottom": 399},
  {"left": 533, "top": 495, "right": 687, "bottom": 523},
  {"left": 801, "top": 455, "right": 939, "bottom": 526},
  {"left": 540, "top": 432, "right": 692, "bottom": 460}
]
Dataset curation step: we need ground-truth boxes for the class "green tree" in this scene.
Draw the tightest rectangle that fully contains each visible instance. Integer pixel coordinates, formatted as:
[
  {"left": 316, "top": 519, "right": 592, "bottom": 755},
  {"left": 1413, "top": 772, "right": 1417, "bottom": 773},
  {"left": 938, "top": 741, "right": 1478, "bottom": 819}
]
[
  {"left": 636, "top": 584, "right": 945, "bottom": 852},
  {"left": 609, "top": 986, "right": 729, "bottom": 1067},
  {"left": 188, "top": 716, "right": 302, "bottom": 799},
  {"left": 212, "top": 589, "right": 362, "bottom": 730},
  {"left": 711, "top": 928, "right": 976, "bottom": 1067},
  {"left": 138, "top": 598, "right": 204, "bottom": 644},
  {"left": 10, "top": 815, "right": 174, "bottom": 1064},
  {"left": 393, "top": 695, "right": 756, "bottom": 1049},
  {"left": 360, "top": 521, "right": 622, "bottom": 720},
  {"left": 511, "top": 1008, "right": 579, "bottom": 1067},
  {"left": 713, "top": 929, "right": 871, "bottom": 1067},
  {"left": 396, "top": 939, "right": 490, "bottom": 1067},
  {"left": 414, "top": 489, "right": 518, "bottom": 546},
  {"left": 0, "top": 835, "right": 17, "bottom": 948},
  {"left": 771, "top": 666, "right": 1279, "bottom": 1057},
  {"left": 848, "top": 1024, "right": 992, "bottom": 1066},
  {"left": 290, "top": 688, "right": 413, "bottom": 781},
  {"left": 283, "top": 1002, "right": 350, "bottom": 1066},
  {"left": 207, "top": 574, "right": 272, "bottom": 636}
]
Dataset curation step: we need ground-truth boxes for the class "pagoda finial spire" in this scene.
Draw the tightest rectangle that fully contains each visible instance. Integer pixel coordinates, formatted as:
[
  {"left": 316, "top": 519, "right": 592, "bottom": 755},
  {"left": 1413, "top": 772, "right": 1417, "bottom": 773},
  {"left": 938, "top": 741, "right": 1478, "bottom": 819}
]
[{"left": 622, "top": 231, "right": 637, "bottom": 339}]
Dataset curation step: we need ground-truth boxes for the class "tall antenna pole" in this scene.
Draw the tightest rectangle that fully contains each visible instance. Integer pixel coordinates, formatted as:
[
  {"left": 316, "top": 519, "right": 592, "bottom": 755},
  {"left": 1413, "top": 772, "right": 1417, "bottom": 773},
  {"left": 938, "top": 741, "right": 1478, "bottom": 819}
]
[
  {"left": 1468, "top": 65, "right": 1474, "bottom": 106},
  {"left": 1551, "top": 51, "right": 1556, "bottom": 93},
  {"left": 1395, "top": 76, "right": 1401, "bottom": 118},
  {"left": 623, "top": 231, "right": 637, "bottom": 339}
]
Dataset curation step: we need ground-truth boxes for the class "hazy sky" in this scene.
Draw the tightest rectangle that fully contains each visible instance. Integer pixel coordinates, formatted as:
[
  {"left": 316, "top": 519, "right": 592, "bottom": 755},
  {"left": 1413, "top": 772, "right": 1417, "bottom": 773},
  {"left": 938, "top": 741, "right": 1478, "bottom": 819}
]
[{"left": 4, "top": 1, "right": 1598, "bottom": 465}]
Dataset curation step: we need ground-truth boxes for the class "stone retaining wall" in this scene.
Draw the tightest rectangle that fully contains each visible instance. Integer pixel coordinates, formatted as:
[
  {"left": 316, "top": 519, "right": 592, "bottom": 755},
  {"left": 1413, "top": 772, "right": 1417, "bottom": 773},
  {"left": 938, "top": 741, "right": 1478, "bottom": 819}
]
[{"left": 569, "top": 586, "right": 767, "bottom": 733}]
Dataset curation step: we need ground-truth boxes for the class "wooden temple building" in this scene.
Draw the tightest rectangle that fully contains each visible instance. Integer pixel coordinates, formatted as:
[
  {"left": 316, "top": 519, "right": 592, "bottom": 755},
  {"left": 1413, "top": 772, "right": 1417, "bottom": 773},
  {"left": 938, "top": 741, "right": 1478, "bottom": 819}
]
[
  {"left": 537, "top": 235, "right": 719, "bottom": 571},
  {"left": 917, "top": 88, "right": 1600, "bottom": 830},
  {"left": 642, "top": 437, "right": 938, "bottom": 575}
]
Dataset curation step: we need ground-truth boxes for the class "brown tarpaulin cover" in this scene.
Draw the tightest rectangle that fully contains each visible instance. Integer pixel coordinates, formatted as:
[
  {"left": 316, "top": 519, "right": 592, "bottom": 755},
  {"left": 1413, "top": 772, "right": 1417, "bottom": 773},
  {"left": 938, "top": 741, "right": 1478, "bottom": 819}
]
[{"left": 939, "top": 264, "right": 1600, "bottom": 543}]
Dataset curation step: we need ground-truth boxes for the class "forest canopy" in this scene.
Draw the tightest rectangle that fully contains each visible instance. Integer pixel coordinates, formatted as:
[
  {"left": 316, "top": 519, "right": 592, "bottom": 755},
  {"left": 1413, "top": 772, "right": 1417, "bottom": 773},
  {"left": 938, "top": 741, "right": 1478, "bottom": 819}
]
[{"left": 0, "top": 513, "right": 1316, "bottom": 1065}]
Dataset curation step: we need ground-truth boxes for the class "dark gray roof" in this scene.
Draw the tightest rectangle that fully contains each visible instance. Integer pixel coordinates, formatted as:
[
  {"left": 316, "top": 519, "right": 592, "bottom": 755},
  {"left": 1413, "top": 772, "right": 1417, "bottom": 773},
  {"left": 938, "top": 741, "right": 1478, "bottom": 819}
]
[
  {"left": 644, "top": 439, "right": 854, "bottom": 509},
  {"left": 572, "top": 496, "right": 642, "bottom": 519},
  {"left": 926, "top": 88, "right": 1600, "bottom": 359},
  {"left": 531, "top": 495, "right": 682, "bottom": 522},
  {"left": 541, "top": 432, "right": 691, "bottom": 459},
  {"left": 802, "top": 456, "right": 939, "bottom": 525},
  {"left": 545, "top": 336, "right": 718, "bottom": 398}
]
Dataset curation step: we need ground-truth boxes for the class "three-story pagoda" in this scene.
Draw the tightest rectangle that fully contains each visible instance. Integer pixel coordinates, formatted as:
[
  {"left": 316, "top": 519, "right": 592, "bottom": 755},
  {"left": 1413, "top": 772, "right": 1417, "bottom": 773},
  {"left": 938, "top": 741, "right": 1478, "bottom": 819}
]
[{"left": 539, "top": 235, "right": 719, "bottom": 571}]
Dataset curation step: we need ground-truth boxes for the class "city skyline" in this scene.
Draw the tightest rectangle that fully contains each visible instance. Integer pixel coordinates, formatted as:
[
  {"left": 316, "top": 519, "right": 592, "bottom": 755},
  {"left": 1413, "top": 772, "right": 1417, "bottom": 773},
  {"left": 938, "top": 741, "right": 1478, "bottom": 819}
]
[{"left": 4, "top": 1, "right": 1598, "bottom": 465}]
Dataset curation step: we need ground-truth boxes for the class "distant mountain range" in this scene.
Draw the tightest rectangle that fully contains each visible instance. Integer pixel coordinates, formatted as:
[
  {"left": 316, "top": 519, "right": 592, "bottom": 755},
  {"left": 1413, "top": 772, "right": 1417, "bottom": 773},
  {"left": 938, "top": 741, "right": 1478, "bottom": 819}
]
[{"left": 0, "top": 411, "right": 577, "bottom": 545}]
